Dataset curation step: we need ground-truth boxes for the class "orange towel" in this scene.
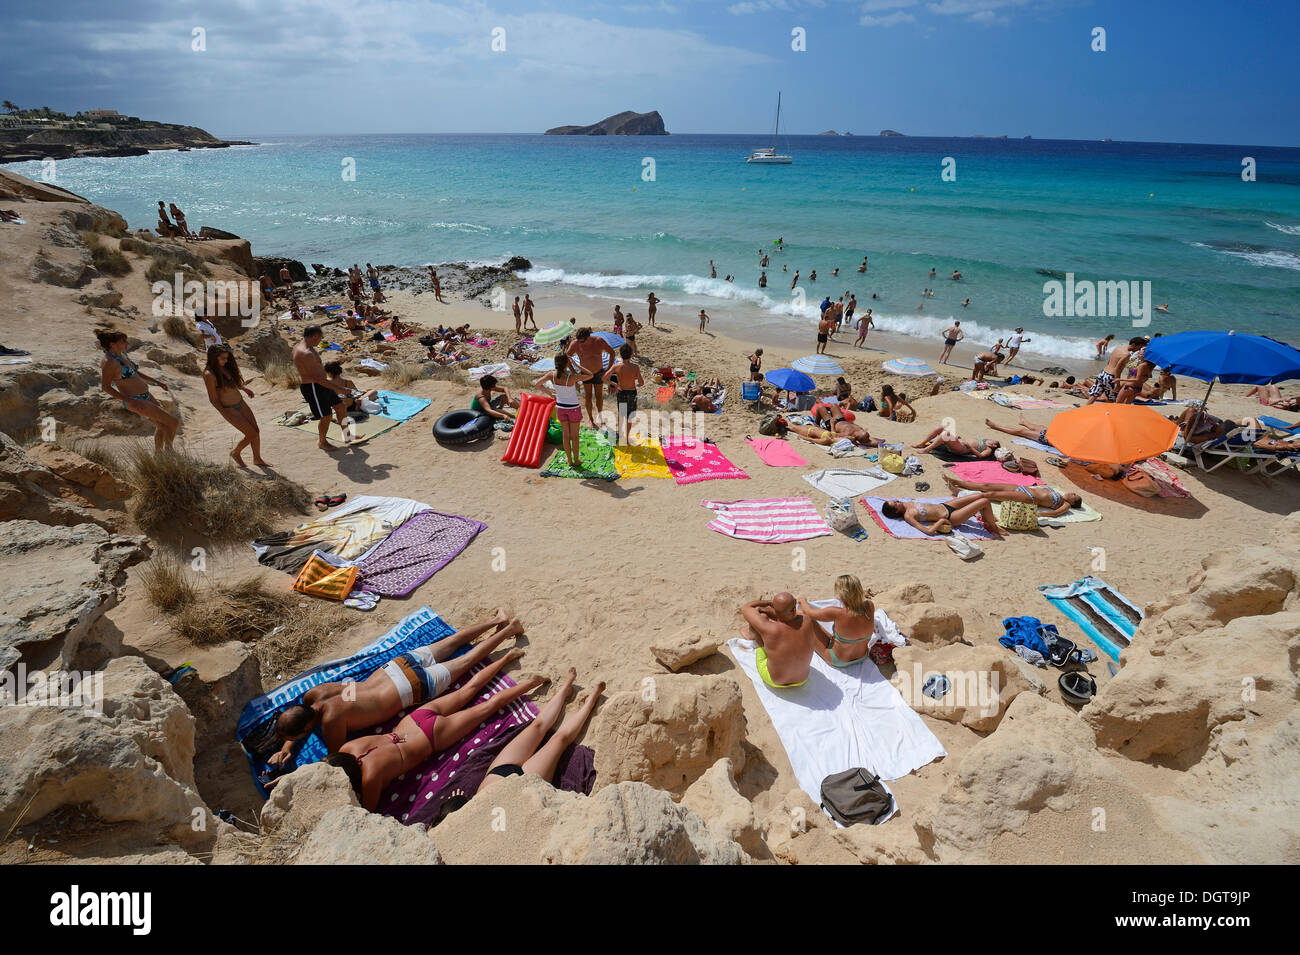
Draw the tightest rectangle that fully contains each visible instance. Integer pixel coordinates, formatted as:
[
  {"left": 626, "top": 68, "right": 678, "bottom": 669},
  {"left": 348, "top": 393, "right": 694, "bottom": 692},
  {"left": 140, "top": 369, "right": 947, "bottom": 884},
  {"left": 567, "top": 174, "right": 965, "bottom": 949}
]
[{"left": 656, "top": 385, "right": 676, "bottom": 403}]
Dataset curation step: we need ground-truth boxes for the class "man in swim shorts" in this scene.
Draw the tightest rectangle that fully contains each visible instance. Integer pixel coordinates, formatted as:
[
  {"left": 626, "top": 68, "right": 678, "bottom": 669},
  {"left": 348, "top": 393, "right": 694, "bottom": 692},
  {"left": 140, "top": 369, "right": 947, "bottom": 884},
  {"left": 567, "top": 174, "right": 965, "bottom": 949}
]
[
  {"left": 1089, "top": 336, "right": 1147, "bottom": 404},
  {"left": 607, "top": 344, "right": 644, "bottom": 444},
  {"left": 566, "top": 327, "right": 618, "bottom": 427},
  {"left": 939, "top": 321, "right": 964, "bottom": 364},
  {"left": 293, "top": 326, "right": 352, "bottom": 450},
  {"left": 268, "top": 612, "right": 524, "bottom": 763},
  {"left": 739, "top": 593, "right": 819, "bottom": 689}
]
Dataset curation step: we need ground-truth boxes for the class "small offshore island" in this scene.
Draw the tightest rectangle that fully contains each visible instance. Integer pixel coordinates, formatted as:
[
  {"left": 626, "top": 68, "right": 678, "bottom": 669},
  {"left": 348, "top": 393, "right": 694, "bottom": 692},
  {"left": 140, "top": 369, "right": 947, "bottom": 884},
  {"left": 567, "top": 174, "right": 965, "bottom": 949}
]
[{"left": 544, "top": 110, "right": 668, "bottom": 135}]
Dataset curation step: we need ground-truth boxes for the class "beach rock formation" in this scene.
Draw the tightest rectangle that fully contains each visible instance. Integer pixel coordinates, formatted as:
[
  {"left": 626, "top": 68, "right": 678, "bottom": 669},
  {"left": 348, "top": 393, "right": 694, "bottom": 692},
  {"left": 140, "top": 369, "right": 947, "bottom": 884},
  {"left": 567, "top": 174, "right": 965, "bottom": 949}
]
[
  {"left": 296, "top": 806, "right": 444, "bottom": 865},
  {"left": 880, "top": 129, "right": 905, "bottom": 136},
  {"left": 680, "top": 757, "right": 766, "bottom": 857},
  {"left": 26, "top": 442, "right": 133, "bottom": 500},
  {"left": 891, "top": 642, "right": 1045, "bottom": 732},
  {"left": 545, "top": 110, "right": 668, "bottom": 136},
  {"left": 0, "top": 519, "right": 148, "bottom": 672},
  {"left": 0, "top": 433, "right": 118, "bottom": 528},
  {"left": 0, "top": 656, "right": 213, "bottom": 858},
  {"left": 877, "top": 581, "right": 965, "bottom": 647},
  {"left": 650, "top": 625, "right": 720, "bottom": 671},
  {"left": 591, "top": 673, "right": 747, "bottom": 793},
  {"left": 0, "top": 123, "right": 250, "bottom": 164}
]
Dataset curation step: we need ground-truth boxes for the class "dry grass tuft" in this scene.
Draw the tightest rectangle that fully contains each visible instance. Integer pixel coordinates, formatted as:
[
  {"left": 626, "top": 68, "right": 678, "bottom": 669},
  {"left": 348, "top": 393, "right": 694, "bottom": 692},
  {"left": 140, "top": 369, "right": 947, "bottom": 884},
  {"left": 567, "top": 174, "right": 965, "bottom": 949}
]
[
  {"left": 260, "top": 358, "right": 301, "bottom": 389},
  {"left": 138, "top": 555, "right": 197, "bottom": 612},
  {"left": 123, "top": 444, "right": 310, "bottom": 539},
  {"left": 80, "top": 231, "right": 131, "bottom": 277},
  {"left": 382, "top": 360, "right": 429, "bottom": 388},
  {"left": 163, "top": 314, "right": 200, "bottom": 346}
]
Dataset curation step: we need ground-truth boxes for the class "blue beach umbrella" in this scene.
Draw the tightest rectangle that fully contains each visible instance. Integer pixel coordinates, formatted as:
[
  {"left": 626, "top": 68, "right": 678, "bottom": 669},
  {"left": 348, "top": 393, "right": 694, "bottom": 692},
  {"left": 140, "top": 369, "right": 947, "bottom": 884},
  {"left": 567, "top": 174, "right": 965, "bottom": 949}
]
[
  {"left": 791, "top": 354, "right": 845, "bottom": 376},
  {"left": 594, "top": 332, "right": 626, "bottom": 349},
  {"left": 882, "top": 357, "right": 937, "bottom": 378},
  {"left": 1144, "top": 330, "right": 1300, "bottom": 419},
  {"left": 765, "top": 368, "right": 816, "bottom": 393}
]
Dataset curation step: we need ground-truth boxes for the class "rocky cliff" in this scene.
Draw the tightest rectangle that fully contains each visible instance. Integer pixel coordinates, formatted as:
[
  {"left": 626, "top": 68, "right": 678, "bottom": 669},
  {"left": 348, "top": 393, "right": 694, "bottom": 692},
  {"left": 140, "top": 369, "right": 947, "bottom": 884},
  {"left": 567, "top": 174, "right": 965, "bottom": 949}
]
[
  {"left": 545, "top": 110, "right": 668, "bottom": 136},
  {"left": 0, "top": 124, "right": 253, "bottom": 164}
]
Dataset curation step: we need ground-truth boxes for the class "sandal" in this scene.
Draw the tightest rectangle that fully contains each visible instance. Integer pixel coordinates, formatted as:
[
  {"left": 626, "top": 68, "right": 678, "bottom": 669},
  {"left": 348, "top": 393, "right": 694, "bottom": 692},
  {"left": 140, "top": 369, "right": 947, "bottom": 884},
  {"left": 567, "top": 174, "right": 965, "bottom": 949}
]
[
  {"left": 1046, "top": 456, "right": 1066, "bottom": 468},
  {"left": 328, "top": 494, "right": 347, "bottom": 507},
  {"left": 313, "top": 495, "right": 331, "bottom": 512}
]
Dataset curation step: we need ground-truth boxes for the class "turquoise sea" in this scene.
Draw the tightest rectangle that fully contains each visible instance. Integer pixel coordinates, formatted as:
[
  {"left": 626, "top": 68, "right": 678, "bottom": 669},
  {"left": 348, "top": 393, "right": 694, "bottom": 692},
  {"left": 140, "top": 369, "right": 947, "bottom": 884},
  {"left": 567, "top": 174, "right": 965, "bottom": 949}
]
[{"left": 12, "top": 134, "right": 1300, "bottom": 360}]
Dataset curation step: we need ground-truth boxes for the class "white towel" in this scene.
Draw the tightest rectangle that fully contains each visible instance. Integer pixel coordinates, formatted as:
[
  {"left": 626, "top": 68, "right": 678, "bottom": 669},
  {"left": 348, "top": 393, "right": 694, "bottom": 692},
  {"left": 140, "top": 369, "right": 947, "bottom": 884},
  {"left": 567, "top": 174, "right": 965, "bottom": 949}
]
[
  {"left": 727, "top": 600, "right": 946, "bottom": 825},
  {"left": 802, "top": 466, "right": 896, "bottom": 499}
]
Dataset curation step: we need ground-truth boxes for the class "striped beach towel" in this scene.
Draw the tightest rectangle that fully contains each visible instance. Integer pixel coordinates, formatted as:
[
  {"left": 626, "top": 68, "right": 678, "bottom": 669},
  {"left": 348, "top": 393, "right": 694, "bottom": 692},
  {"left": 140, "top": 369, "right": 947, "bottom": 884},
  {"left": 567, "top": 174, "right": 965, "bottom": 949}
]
[
  {"left": 702, "top": 498, "right": 832, "bottom": 543},
  {"left": 1039, "top": 576, "right": 1143, "bottom": 662},
  {"left": 292, "top": 552, "right": 358, "bottom": 600}
]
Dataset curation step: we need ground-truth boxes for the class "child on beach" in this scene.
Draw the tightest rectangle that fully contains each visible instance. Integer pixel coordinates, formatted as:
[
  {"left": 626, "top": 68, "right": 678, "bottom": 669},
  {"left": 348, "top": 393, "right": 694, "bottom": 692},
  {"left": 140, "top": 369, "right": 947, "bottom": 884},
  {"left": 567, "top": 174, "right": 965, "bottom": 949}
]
[
  {"left": 536, "top": 353, "right": 586, "bottom": 468},
  {"left": 606, "top": 345, "right": 644, "bottom": 445},
  {"left": 474, "top": 374, "right": 520, "bottom": 421}
]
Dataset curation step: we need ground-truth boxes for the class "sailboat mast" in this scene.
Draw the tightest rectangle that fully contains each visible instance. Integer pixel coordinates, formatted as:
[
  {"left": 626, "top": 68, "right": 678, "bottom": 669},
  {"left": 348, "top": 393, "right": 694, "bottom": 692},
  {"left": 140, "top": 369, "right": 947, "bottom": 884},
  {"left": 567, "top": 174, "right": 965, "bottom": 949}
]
[{"left": 773, "top": 92, "right": 781, "bottom": 149}]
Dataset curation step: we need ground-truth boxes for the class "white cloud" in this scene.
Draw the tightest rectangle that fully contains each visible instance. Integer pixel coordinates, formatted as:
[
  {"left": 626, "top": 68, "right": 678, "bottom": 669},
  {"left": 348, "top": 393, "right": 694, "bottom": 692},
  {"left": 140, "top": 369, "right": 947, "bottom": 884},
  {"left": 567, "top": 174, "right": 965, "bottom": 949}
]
[{"left": 860, "top": 11, "right": 916, "bottom": 26}]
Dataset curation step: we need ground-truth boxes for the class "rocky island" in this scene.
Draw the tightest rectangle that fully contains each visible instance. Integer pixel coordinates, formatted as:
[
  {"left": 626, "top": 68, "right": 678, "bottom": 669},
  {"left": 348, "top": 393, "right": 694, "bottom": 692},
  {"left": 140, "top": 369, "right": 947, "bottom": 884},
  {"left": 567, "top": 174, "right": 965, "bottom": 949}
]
[
  {"left": 544, "top": 110, "right": 668, "bottom": 135},
  {"left": 0, "top": 105, "right": 253, "bottom": 164}
]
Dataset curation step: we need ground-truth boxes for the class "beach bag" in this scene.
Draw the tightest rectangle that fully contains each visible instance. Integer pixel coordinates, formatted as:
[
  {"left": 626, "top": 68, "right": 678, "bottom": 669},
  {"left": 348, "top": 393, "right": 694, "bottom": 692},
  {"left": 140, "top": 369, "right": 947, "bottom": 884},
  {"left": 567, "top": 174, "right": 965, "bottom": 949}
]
[
  {"left": 820, "top": 768, "right": 892, "bottom": 826},
  {"left": 1123, "top": 469, "right": 1160, "bottom": 497},
  {"left": 880, "top": 453, "right": 905, "bottom": 474},
  {"left": 292, "top": 553, "right": 358, "bottom": 601},
  {"left": 825, "top": 497, "right": 859, "bottom": 532},
  {"left": 947, "top": 533, "right": 983, "bottom": 561},
  {"left": 999, "top": 499, "right": 1039, "bottom": 531},
  {"left": 758, "top": 413, "right": 785, "bottom": 436},
  {"left": 855, "top": 396, "right": 877, "bottom": 413},
  {"left": 1017, "top": 458, "right": 1040, "bottom": 477}
]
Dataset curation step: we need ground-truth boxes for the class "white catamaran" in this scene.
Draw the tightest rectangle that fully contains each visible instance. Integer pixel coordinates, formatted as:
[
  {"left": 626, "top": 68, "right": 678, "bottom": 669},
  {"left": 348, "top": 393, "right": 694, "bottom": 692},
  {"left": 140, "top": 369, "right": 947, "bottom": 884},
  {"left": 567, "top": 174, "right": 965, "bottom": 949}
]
[{"left": 746, "top": 92, "right": 793, "bottom": 164}]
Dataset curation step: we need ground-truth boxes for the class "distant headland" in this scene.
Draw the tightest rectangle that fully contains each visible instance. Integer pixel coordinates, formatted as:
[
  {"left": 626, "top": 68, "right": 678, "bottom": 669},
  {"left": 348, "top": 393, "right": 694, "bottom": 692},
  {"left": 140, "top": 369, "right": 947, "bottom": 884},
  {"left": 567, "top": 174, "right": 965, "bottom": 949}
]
[
  {"left": 0, "top": 103, "right": 253, "bottom": 164},
  {"left": 544, "top": 110, "right": 668, "bottom": 136}
]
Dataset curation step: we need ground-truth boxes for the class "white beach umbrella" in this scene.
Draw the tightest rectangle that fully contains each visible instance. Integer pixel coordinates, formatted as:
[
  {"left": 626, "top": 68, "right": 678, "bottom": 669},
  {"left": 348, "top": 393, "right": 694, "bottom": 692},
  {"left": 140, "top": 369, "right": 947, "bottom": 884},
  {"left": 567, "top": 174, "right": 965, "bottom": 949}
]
[
  {"left": 882, "top": 357, "right": 937, "bottom": 377},
  {"left": 791, "top": 355, "right": 844, "bottom": 375}
]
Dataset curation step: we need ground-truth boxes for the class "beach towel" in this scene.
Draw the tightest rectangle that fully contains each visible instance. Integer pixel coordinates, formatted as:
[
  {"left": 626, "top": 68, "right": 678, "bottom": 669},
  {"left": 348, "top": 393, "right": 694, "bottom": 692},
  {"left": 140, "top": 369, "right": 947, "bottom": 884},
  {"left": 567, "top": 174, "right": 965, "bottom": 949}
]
[
  {"left": 1013, "top": 437, "right": 1058, "bottom": 454},
  {"left": 528, "top": 357, "right": 554, "bottom": 373},
  {"left": 360, "top": 357, "right": 389, "bottom": 372},
  {"left": 802, "top": 466, "right": 896, "bottom": 499},
  {"left": 280, "top": 410, "right": 401, "bottom": 446},
  {"left": 372, "top": 390, "right": 431, "bottom": 422},
  {"left": 1040, "top": 576, "right": 1143, "bottom": 662},
  {"left": 1036, "top": 489, "right": 1103, "bottom": 526},
  {"left": 237, "top": 606, "right": 460, "bottom": 793},
  {"left": 540, "top": 427, "right": 618, "bottom": 480},
  {"left": 946, "top": 460, "right": 1043, "bottom": 488},
  {"left": 352, "top": 510, "right": 487, "bottom": 597},
  {"left": 468, "top": 362, "right": 510, "bottom": 381},
  {"left": 252, "top": 495, "right": 431, "bottom": 572},
  {"left": 1131, "top": 457, "right": 1191, "bottom": 499},
  {"left": 860, "top": 496, "right": 998, "bottom": 541},
  {"left": 703, "top": 388, "right": 727, "bottom": 414},
  {"left": 655, "top": 384, "right": 676, "bottom": 403},
  {"left": 745, "top": 437, "right": 809, "bottom": 468},
  {"left": 661, "top": 437, "right": 749, "bottom": 485},
  {"left": 614, "top": 439, "right": 673, "bottom": 479},
  {"left": 726, "top": 628, "right": 946, "bottom": 825},
  {"left": 702, "top": 498, "right": 832, "bottom": 543}
]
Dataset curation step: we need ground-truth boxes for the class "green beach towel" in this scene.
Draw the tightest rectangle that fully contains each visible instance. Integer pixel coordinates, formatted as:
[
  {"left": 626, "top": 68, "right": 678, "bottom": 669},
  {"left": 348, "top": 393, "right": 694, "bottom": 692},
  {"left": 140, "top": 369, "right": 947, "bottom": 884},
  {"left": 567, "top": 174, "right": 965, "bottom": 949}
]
[{"left": 540, "top": 427, "right": 618, "bottom": 481}]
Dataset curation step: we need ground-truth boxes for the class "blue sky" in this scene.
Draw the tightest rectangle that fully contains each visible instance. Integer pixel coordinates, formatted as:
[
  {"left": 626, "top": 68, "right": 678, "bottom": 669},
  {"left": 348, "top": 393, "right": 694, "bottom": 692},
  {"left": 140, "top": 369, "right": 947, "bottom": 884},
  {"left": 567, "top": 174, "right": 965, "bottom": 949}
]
[{"left": 1, "top": 0, "right": 1295, "bottom": 145}]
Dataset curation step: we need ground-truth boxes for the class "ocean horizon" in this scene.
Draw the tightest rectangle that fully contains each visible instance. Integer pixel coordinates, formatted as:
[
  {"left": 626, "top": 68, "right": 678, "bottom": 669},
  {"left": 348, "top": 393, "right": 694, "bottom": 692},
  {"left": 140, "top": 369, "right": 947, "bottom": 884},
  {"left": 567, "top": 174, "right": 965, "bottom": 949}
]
[{"left": 14, "top": 133, "right": 1300, "bottom": 362}]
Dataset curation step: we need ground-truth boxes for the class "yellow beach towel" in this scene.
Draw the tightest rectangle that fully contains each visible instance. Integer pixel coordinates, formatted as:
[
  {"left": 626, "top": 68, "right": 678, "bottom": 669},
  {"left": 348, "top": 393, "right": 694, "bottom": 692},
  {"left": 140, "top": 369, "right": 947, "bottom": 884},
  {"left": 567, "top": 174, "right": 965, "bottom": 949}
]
[
  {"left": 614, "top": 439, "right": 673, "bottom": 479},
  {"left": 292, "top": 552, "right": 358, "bottom": 601}
]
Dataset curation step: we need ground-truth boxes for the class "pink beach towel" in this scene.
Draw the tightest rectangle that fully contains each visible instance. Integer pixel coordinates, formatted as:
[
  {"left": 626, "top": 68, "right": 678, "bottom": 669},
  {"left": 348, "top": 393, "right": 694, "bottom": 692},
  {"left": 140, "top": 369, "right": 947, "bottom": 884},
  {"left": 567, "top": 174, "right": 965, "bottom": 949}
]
[
  {"left": 745, "top": 437, "right": 809, "bottom": 468},
  {"left": 946, "top": 460, "right": 1043, "bottom": 488},
  {"left": 661, "top": 437, "right": 749, "bottom": 485},
  {"left": 702, "top": 498, "right": 832, "bottom": 543}
]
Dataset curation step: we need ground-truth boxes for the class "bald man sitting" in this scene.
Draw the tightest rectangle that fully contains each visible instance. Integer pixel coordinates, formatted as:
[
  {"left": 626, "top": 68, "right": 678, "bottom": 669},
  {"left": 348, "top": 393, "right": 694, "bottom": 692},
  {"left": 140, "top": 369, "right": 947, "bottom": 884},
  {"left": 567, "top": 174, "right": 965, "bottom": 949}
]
[{"left": 738, "top": 593, "right": 820, "bottom": 689}]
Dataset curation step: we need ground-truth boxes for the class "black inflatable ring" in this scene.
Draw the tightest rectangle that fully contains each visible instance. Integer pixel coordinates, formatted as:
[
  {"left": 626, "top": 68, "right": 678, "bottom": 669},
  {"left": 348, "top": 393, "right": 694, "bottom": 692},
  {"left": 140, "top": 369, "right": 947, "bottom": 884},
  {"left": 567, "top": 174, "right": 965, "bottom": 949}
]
[{"left": 433, "top": 409, "right": 494, "bottom": 445}]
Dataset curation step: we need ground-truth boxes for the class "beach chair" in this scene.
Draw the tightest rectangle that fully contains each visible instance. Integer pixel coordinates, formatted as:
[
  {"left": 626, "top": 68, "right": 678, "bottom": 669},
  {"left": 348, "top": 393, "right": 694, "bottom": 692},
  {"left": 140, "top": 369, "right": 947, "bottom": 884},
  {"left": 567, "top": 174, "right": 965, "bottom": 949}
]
[
  {"left": 1174, "top": 427, "right": 1282, "bottom": 474},
  {"left": 741, "top": 381, "right": 763, "bottom": 409}
]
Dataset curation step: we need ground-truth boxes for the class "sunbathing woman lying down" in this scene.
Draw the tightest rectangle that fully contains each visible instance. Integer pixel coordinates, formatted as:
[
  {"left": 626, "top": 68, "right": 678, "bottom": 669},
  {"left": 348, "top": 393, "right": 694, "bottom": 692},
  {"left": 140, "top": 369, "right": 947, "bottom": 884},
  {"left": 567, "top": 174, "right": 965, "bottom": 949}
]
[
  {"left": 781, "top": 416, "right": 882, "bottom": 448},
  {"left": 942, "top": 473, "right": 1083, "bottom": 517},
  {"left": 913, "top": 426, "right": 1000, "bottom": 458},
  {"left": 325, "top": 649, "right": 544, "bottom": 810},
  {"left": 880, "top": 495, "right": 1005, "bottom": 537}
]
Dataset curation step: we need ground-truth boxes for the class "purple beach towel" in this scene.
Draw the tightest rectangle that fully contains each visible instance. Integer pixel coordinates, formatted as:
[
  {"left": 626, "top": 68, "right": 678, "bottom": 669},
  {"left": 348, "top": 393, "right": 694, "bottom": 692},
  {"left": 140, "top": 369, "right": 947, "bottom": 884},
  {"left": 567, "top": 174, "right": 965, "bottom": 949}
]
[
  {"left": 861, "top": 496, "right": 999, "bottom": 541},
  {"left": 355, "top": 510, "right": 487, "bottom": 597}
]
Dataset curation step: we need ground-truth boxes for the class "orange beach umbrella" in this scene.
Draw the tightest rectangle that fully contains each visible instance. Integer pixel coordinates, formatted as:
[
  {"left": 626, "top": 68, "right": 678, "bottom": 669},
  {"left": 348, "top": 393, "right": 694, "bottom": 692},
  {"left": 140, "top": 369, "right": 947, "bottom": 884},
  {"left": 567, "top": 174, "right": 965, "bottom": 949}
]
[{"left": 1044, "top": 404, "right": 1178, "bottom": 466}]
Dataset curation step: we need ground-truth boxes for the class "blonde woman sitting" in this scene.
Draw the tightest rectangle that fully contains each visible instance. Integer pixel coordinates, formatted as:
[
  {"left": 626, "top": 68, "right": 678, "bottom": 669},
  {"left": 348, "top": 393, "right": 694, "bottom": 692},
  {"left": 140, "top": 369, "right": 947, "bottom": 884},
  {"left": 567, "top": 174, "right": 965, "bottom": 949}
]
[{"left": 797, "top": 575, "right": 876, "bottom": 668}]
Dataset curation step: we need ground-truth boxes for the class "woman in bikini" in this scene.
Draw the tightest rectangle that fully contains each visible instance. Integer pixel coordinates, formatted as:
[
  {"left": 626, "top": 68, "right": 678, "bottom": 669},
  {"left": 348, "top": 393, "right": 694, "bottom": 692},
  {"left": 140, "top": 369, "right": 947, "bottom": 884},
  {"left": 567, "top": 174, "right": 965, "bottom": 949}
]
[
  {"left": 98, "top": 330, "right": 179, "bottom": 450},
  {"left": 879, "top": 384, "right": 915, "bottom": 422},
  {"left": 941, "top": 473, "right": 1082, "bottom": 517},
  {"left": 880, "top": 495, "right": 1003, "bottom": 537},
  {"left": 325, "top": 649, "right": 547, "bottom": 811},
  {"left": 797, "top": 576, "right": 875, "bottom": 668},
  {"left": 203, "top": 345, "right": 268, "bottom": 467},
  {"left": 782, "top": 417, "right": 880, "bottom": 448},
  {"left": 914, "top": 425, "right": 1000, "bottom": 458}
]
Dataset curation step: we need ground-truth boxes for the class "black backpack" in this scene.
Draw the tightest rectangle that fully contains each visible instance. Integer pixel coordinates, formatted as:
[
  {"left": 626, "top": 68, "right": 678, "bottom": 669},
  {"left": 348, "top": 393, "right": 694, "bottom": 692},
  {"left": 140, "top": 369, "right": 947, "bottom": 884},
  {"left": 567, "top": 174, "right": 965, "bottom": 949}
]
[{"left": 820, "top": 768, "right": 893, "bottom": 826}]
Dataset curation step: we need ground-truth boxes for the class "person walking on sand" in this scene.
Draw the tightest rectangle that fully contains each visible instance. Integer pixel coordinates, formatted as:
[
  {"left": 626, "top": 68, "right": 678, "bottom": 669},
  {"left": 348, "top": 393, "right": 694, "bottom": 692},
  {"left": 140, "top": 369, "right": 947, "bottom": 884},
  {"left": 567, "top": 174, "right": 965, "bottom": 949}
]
[
  {"left": 293, "top": 325, "right": 352, "bottom": 450},
  {"left": 855, "top": 309, "right": 875, "bottom": 348},
  {"left": 566, "top": 327, "right": 617, "bottom": 428},
  {"left": 203, "top": 345, "right": 269, "bottom": 468},
  {"left": 739, "top": 593, "right": 820, "bottom": 689},
  {"left": 535, "top": 354, "right": 586, "bottom": 468},
  {"left": 939, "top": 320, "right": 964, "bottom": 364},
  {"left": 98, "top": 330, "right": 179, "bottom": 451},
  {"left": 646, "top": 292, "right": 659, "bottom": 327},
  {"left": 699, "top": 309, "right": 710, "bottom": 332}
]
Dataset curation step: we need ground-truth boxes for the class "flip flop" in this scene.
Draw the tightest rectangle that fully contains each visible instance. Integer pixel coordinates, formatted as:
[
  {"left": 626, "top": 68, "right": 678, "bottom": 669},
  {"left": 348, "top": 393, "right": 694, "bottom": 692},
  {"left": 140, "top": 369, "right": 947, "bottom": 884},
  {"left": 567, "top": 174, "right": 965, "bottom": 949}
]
[
  {"left": 1046, "top": 456, "right": 1066, "bottom": 468},
  {"left": 313, "top": 495, "right": 331, "bottom": 512},
  {"left": 328, "top": 494, "right": 347, "bottom": 507}
]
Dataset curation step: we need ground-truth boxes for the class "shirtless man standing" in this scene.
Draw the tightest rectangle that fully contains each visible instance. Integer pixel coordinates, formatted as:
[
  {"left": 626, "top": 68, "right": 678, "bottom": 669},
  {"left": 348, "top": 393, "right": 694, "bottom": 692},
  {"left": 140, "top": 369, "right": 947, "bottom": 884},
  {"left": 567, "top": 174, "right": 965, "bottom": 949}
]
[
  {"left": 267, "top": 612, "right": 525, "bottom": 765},
  {"left": 855, "top": 309, "right": 875, "bottom": 348},
  {"left": 939, "top": 321, "right": 964, "bottom": 364},
  {"left": 816, "top": 314, "right": 833, "bottom": 354},
  {"left": 566, "top": 327, "right": 618, "bottom": 427},
  {"left": 606, "top": 344, "right": 644, "bottom": 445},
  {"left": 1089, "top": 336, "right": 1148, "bottom": 404},
  {"left": 427, "top": 266, "right": 445, "bottom": 304},
  {"left": 293, "top": 326, "right": 352, "bottom": 450},
  {"left": 738, "top": 593, "right": 820, "bottom": 689}
]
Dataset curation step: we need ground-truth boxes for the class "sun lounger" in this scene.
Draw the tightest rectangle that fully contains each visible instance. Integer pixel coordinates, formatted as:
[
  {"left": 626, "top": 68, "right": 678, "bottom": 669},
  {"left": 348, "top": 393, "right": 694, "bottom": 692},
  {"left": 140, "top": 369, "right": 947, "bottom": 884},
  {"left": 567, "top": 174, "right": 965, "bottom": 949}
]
[{"left": 1173, "top": 427, "right": 1282, "bottom": 474}]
